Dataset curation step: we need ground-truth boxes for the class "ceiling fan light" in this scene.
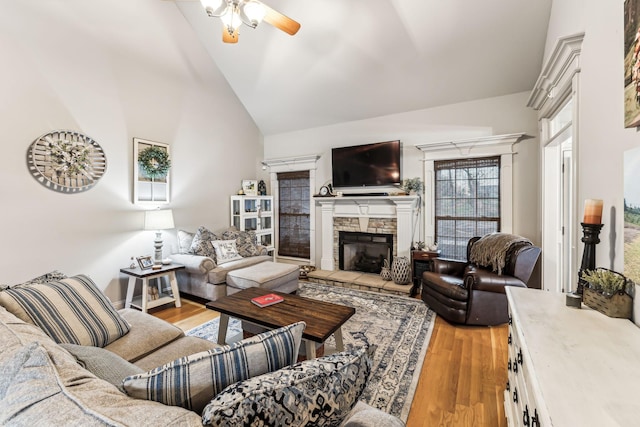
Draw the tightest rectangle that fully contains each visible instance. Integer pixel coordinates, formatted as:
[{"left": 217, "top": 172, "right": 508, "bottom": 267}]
[
  {"left": 220, "top": 5, "right": 242, "bottom": 31},
  {"left": 240, "top": 1, "right": 266, "bottom": 28},
  {"left": 200, "top": 0, "right": 227, "bottom": 17}
]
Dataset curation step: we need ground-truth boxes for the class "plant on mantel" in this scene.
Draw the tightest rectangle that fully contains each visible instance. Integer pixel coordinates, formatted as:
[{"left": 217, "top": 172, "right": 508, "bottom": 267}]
[{"left": 401, "top": 177, "right": 423, "bottom": 195}]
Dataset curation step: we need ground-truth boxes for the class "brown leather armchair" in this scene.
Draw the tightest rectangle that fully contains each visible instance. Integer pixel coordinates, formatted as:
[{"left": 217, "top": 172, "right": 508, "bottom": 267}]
[{"left": 421, "top": 235, "right": 541, "bottom": 326}]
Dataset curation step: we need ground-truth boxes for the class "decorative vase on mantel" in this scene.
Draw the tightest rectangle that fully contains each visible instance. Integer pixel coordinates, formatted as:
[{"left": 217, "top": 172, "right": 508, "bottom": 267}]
[
  {"left": 391, "top": 256, "right": 411, "bottom": 285},
  {"left": 380, "top": 259, "right": 392, "bottom": 281}
]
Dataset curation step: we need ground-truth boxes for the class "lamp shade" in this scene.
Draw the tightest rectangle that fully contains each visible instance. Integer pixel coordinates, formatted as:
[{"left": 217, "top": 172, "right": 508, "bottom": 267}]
[{"left": 144, "top": 209, "right": 175, "bottom": 231}]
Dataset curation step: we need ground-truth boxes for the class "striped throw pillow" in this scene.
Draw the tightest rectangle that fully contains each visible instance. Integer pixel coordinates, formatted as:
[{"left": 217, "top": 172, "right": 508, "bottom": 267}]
[
  {"left": 0, "top": 275, "right": 130, "bottom": 348},
  {"left": 123, "top": 321, "right": 306, "bottom": 414}
]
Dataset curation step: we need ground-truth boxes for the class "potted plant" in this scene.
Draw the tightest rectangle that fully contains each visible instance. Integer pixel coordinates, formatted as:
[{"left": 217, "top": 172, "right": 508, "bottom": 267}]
[
  {"left": 401, "top": 177, "right": 423, "bottom": 195},
  {"left": 581, "top": 268, "right": 633, "bottom": 319}
]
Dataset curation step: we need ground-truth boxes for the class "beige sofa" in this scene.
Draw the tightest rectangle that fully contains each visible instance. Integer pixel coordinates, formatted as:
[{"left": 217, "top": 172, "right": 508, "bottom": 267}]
[
  {"left": 171, "top": 227, "right": 273, "bottom": 301},
  {"left": 0, "top": 273, "right": 405, "bottom": 426}
]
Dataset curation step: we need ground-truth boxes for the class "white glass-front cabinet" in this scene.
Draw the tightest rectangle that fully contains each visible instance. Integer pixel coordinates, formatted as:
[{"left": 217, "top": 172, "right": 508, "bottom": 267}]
[{"left": 230, "top": 195, "right": 274, "bottom": 248}]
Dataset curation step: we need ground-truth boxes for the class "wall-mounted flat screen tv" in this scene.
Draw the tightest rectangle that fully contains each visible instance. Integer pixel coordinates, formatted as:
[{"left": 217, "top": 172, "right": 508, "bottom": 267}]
[{"left": 331, "top": 140, "right": 402, "bottom": 188}]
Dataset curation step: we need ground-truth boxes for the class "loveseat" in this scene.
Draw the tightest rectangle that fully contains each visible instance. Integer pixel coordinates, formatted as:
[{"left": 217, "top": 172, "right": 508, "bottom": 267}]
[
  {"left": 171, "top": 226, "right": 279, "bottom": 301},
  {"left": 0, "top": 272, "right": 404, "bottom": 426}
]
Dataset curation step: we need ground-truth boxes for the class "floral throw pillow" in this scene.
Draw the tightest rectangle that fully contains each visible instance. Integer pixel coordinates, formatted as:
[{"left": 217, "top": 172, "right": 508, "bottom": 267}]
[
  {"left": 201, "top": 344, "right": 375, "bottom": 427},
  {"left": 222, "top": 228, "right": 260, "bottom": 257},
  {"left": 189, "top": 226, "right": 219, "bottom": 260},
  {"left": 212, "top": 240, "right": 243, "bottom": 265}
]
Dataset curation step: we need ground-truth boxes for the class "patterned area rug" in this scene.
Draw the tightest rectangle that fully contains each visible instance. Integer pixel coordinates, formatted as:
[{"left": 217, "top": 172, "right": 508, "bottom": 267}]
[
  {"left": 185, "top": 316, "right": 244, "bottom": 344},
  {"left": 186, "top": 282, "right": 434, "bottom": 421}
]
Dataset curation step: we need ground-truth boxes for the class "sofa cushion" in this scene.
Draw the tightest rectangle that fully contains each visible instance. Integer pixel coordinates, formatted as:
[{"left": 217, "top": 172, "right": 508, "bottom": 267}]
[
  {"left": 60, "top": 343, "right": 144, "bottom": 393},
  {"left": 207, "top": 255, "right": 272, "bottom": 285},
  {"left": 132, "top": 336, "right": 220, "bottom": 371},
  {"left": 222, "top": 228, "right": 260, "bottom": 257},
  {"left": 104, "top": 308, "right": 184, "bottom": 363},
  {"left": 226, "top": 261, "right": 299, "bottom": 291},
  {"left": 212, "top": 240, "right": 243, "bottom": 265},
  {"left": 177, "top": 229, "right": 196, "bottom": 254},
  {"left": 189, "top": 226, "right": 220, "bottom": 260},
  {"left": 0, "top": 341, "right": 202, "bottom": 427},
  {"left": 0, "top": 275, "right": 130, "bottom": 348},
  {"left": 123, "top": 322, "right": 305, "bottom": 414},
  {"left": 201, "top": 344, "right": 374, "bottom": 427}
]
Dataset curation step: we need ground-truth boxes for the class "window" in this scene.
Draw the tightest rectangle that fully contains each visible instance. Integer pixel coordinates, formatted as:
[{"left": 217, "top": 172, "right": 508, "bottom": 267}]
[
  {"left": 277, "top": 171, "right": 310, "bottom": 258},
  {"left": 435, "top": 157, "right": 501, "bottom": 260}
]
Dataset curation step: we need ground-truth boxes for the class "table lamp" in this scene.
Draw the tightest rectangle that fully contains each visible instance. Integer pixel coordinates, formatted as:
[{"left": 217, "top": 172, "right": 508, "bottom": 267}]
[{"left": 144, "top": 209, "right": 175, "bottom": 264}]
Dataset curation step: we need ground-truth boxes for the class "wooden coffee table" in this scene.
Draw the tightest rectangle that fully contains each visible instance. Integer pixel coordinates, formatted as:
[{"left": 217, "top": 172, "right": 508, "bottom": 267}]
[{"left": 206, "top": 287, "right": 355, "bottom": 359}]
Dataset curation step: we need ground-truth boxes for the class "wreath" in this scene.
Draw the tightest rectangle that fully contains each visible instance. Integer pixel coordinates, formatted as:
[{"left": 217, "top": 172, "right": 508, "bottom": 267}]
[{"left": 138, "top": 146, "right": 171, "bottom": 179}]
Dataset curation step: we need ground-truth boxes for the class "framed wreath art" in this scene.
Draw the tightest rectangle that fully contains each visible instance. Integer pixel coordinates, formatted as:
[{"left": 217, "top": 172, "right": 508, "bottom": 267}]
[{"left": 133, "top": 138, "right": 171, "bottom": 205}]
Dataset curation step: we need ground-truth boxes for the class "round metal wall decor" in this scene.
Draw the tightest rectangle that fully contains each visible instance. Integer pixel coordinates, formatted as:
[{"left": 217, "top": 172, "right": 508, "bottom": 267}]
[{"left": 26, "top": 130, "right": 107, "bottom": 193}]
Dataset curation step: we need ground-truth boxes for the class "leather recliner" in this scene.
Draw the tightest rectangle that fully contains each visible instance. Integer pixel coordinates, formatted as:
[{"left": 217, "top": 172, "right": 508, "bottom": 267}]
[{"left": 421, "top": 236, "right": 541, "bottom": 326}]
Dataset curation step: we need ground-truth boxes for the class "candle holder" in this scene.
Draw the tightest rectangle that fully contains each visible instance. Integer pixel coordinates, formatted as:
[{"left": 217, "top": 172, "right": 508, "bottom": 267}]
[{"left": 576, "top": 222, "right": 604, "bottom": 295}]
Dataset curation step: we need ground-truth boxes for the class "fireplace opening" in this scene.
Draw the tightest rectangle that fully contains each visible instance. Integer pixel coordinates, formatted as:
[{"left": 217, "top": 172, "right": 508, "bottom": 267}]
[{"left": 339, "top": 231, "right": 393, "bottom": 274}]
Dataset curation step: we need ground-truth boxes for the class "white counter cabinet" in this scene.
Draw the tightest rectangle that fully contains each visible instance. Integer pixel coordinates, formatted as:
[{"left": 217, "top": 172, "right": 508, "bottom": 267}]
[{"left": 505, "top": 287, "right": 640, "bottom": 426}]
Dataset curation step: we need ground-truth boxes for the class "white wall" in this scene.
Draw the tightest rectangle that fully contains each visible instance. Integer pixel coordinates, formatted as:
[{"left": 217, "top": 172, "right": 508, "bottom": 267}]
[
  {"left": 543, "top": 1, "right": 632, "bottom": 274},
  {"left": 0, "top": 0, "right": 261, "bottom": 303},
  {"left": 264, "top": 91, "right": 540, "bottom": 267}
]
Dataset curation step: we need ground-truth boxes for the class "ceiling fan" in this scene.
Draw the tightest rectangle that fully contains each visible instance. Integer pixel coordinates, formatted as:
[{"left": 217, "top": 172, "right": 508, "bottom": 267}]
[{"left": 198, "top": 0, "right": 301, "bottom": 44}]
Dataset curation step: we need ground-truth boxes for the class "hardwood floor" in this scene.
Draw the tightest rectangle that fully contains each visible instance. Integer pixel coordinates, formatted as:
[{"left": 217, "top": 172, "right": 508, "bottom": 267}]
[{"left": 151, "top": 298, "right": 509, "bottom": 426}]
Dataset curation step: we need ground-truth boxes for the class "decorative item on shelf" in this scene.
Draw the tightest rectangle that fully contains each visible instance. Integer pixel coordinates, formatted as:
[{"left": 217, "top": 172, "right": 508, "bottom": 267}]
[
  {"left": 242, "top": 179, "right": 258, "bottom": 196},
  {"left": 391, "top": 256, "right": 411, "bottom": 285},
  {"left": 136, "top": 255, "right": 154, "bottom": 270},
  {"left": 144, "top": 209, "right": 175, "bottom": 264},
  {"left": 133, "top": 138, "right": 170, "bottom": 204},
  {"left": 581, "top": 268, "right": 633, "bottom": 319},
  {"left": 27, "top": 130, "right": 107, "bottom": 193},
  {"left": 428, "top": 242, "right": 438, "bottom": 251},
  {"left": 401, "top": 177, "right": 423, "bottom": 195},
  {"left": 257, "top": 179, "right": 267, "bottom": 195},
  {"left": 147, "top": 286, "right": 160, "bottom": 301},
  {"left": 129, "top": 257, "right": 137, "bottom": 269},
  {"left": 380, "top": 259, "right": 392, "bottom": 281}
]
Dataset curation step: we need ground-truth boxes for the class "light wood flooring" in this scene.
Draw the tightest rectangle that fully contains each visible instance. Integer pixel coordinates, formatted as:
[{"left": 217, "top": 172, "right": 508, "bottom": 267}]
[{"left": 151, "top": 298, "right": 509, "bottom": 427}]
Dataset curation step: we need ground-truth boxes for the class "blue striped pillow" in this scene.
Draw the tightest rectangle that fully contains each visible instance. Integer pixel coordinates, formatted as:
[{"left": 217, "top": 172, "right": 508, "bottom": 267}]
[
  {"left": 123, "top": 321, "right": 305, "bottom": 414},
  {"left": 0, "top": 275, "right": 130, "bottom": 348}
]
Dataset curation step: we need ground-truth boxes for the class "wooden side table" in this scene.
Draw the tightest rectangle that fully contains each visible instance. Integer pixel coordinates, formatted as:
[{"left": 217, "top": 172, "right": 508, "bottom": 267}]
[
  {"left": 120, "top": 264, "right": 184, "bottom": 313},
  {"left": 411, "top": 250, "right": 440, "bottom": 293}
]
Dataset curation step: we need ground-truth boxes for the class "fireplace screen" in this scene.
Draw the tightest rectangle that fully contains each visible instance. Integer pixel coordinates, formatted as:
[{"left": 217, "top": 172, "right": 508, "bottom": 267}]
[{"left": 339, "top": 231, "right": 393, "bottom": 274}]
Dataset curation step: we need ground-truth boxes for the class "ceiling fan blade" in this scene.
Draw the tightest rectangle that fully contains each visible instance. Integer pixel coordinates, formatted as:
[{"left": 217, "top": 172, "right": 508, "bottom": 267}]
[
  {"left": 262, "top": 3, "right": 300, "bottom": 35},
  {"left": 222, "top": 26, "right": 239, "bottom": 43}
]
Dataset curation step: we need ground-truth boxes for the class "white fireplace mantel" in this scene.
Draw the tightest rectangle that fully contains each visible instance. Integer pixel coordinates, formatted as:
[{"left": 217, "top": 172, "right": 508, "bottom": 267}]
[{"left": 315, "top": 195, "right": 419, "bottom": 271}]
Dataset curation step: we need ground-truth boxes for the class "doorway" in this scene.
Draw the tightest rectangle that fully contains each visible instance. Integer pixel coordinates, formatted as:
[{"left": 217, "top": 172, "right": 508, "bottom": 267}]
[{"left": 542, "top": 99, "right": 576, "bottom": 292}]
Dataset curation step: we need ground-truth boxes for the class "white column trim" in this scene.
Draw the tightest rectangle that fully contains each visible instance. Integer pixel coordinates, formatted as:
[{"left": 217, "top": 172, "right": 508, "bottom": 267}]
[
  {"left": 319, "top": 200, "right": 336, "bottom": 270},
  {"left": 416, "top": 133, "right": 528, "bottom": 244}
]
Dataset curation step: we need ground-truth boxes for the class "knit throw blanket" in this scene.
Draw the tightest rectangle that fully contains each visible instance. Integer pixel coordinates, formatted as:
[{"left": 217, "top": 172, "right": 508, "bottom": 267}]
[{"left": 469, "top": 233, "right": 532, "bottom": 275}]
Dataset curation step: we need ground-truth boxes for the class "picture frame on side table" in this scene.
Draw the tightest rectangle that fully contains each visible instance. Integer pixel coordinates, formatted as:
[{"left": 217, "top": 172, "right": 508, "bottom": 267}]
[
  {"left": 242, "top": 180, "right": 258, "bottom": 196},
  {"left": 133, "top": 138, "right": 171, "bottom": 205},
  {"left": 136, "top": 255, "right": 154, "bottom": 270}
]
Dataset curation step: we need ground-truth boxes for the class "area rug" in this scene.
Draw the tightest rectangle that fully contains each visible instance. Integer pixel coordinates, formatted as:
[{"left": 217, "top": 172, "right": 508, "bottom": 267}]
[
  {"left": 185, "top": 317, "right": 243, "bottom": 344},
  {"left": 186, "top": 282, "right": 434, "bottom": 421}
]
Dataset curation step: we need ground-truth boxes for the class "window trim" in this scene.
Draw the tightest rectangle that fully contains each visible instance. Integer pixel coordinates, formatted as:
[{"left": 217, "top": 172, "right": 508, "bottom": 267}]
[
  {"left": 416, "top": 133, "right": 527, "bottom": 247},
  {"left": 434, "top": 156, "right": 501, "bottom": 259},
  {"left": 277, "top": 171, "right": 311, "bottom": 258},
  {"left": 262, "top": 155, "right": 320, "bottom": 263}
]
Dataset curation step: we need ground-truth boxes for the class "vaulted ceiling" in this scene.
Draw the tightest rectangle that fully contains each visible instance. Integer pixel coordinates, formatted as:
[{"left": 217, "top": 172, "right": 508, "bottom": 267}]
[{"left": 175, "top": 0, "right": 552, "bottom": 136}]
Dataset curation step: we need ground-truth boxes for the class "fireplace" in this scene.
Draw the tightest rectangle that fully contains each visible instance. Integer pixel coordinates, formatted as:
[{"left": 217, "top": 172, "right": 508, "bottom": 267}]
[{"left": 339, "top": 231, "right": 393, "bottom": 274}]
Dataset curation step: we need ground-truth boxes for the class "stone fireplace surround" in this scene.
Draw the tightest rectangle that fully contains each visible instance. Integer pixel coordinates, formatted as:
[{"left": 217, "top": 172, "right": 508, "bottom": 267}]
[{"left": 316, "top": 195, "right": 419, "bottom": 271}]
